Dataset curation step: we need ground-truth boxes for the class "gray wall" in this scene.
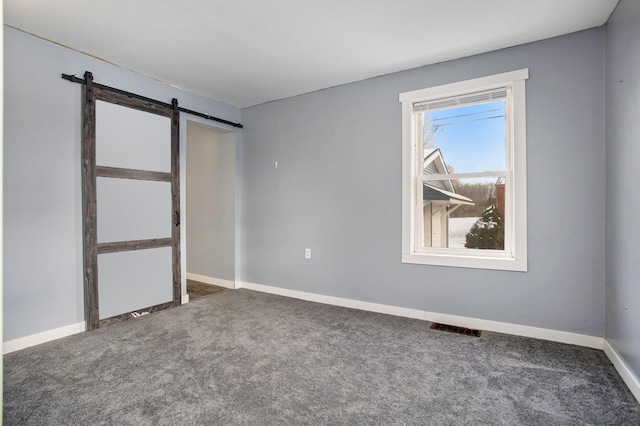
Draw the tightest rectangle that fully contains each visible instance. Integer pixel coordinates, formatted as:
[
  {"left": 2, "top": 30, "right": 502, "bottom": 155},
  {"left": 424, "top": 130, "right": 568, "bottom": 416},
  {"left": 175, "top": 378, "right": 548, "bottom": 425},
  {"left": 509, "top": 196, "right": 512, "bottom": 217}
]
[
  {"left": 605, "top": 0, "right": 640, "bottom": 377},
  {"left": 241, "top": 29, "right": 607, "bottom": 336},
  {"left": 3, "top": 26, "right": 241, "bottom": 341},
  {"left": 186, "top": 121, "right": 236, "bottom": 281}
]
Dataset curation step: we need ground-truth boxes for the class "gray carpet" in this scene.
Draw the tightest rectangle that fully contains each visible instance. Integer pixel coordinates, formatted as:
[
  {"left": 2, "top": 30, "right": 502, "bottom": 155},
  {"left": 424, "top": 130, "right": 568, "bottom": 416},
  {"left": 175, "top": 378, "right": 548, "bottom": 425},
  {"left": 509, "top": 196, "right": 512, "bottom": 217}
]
[{"left": 4, "top": 289, "right": 640, "bottom": 425}]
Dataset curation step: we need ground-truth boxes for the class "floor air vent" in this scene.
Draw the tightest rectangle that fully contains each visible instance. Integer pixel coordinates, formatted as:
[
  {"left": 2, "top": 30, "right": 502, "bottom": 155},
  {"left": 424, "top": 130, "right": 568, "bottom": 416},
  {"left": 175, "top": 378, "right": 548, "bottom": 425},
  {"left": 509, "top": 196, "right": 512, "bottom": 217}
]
[{"left": 430, "top": 322, "right": 481, "bottom": 337}]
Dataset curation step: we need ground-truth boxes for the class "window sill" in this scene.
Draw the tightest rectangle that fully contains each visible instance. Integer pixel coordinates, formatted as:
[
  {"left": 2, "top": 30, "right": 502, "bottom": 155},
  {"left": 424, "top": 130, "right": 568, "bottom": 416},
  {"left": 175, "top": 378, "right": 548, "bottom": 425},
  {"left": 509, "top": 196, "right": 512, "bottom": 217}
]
[{"left": 402, "top": 252, "right": 527, "bottom": 272}]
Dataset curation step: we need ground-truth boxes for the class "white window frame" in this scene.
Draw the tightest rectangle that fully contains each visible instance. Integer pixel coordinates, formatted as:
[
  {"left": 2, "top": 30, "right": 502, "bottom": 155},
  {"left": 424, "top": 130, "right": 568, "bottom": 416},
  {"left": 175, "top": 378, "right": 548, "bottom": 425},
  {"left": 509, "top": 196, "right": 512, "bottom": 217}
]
[{"left": 400, "top": 69, "right": 528, "bottom": 271}]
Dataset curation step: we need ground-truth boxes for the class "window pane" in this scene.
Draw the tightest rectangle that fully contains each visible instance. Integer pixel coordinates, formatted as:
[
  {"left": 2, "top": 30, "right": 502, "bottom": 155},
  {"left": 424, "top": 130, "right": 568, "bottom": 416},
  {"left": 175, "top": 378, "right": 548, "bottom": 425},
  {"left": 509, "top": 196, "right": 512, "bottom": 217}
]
[
  {"left": 420, "top": 177, "right": 505, "bottom": 250},
  {"left": 420, "top": 100, "right": 505, "bottom": 174}
]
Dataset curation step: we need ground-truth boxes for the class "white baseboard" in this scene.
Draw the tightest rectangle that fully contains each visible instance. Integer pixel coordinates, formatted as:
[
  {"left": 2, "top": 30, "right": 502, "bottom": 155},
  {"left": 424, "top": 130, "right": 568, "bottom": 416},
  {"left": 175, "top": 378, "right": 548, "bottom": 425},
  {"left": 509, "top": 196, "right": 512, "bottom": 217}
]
[
  {"left": 236, "top": 281, "right": 604, "bottom": 350},
  {"left": 3, "top": 321, "right": 85, "bottom": 354},
  {"left": 422, "top": 311, "right": 604, "bottom": 349},
  {"left": 604, "top": 340, "right": 640, "bottom": 403},
  {"left": 181, "top": 294, "right": 190, "bottom": 304},
  {"left": 237, "top": 281, "right": 425, "bottom": 320},
  {"left": 187, "top": 272, "right": 235, "bottom": 289}
]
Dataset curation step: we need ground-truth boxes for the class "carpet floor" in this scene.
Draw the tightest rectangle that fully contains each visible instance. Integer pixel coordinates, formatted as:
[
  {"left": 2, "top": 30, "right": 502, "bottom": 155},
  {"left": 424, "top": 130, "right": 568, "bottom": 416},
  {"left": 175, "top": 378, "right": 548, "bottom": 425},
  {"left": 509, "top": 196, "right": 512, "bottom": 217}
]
[{"left": 4, "top": 289, "right": 640, "bottom": 425}]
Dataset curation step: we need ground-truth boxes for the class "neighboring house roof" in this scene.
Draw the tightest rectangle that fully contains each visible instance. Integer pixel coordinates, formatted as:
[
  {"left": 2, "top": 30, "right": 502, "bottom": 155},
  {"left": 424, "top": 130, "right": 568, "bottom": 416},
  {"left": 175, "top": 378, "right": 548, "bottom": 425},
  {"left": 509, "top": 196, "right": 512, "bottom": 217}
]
[
  {"left": 423, "top": 184, "right": 474, "bottom": 205},
  {"left": 422, "top": 148, "right": 473, "bottom": 205},
  {"left": 423, "top": 149, "right": 451, "bottom": 192}
]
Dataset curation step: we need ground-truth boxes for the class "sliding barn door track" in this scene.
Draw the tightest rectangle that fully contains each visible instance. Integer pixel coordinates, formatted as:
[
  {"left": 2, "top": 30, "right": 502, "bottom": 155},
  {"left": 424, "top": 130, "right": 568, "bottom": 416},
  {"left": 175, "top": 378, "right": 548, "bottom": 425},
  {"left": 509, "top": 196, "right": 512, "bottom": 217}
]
[{"left": 62, "top": 71, "right": 243, "bottom": 129}]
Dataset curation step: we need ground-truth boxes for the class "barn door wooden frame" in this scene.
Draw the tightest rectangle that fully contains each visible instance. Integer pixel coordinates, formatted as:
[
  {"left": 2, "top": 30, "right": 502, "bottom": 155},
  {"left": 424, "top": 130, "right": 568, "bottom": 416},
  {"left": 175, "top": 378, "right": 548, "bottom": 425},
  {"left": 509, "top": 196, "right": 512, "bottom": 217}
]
[{"left": 81, "top": 71, "right": 181, "bottom": 330}]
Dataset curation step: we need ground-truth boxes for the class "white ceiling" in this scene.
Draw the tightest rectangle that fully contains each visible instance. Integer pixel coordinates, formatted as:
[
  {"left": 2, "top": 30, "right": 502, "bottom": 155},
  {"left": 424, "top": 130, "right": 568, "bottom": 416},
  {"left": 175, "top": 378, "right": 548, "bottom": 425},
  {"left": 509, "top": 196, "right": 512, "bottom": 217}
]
[{"left": 4, "top": 0, "right": 618, "bottom": 108}]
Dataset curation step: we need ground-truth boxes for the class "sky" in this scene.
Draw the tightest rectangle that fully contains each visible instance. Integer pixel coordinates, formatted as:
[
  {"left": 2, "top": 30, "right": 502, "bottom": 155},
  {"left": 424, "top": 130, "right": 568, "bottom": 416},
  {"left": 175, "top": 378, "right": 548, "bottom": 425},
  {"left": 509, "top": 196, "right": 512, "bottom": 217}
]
[{"left": 422, "top": 100, "right": 506, "bottom": 175}]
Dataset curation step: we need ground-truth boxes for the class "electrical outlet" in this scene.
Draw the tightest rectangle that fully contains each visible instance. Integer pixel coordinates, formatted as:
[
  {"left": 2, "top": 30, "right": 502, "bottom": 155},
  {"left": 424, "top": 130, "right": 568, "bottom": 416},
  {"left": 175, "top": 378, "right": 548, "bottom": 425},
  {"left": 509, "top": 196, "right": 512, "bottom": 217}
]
[{"left": 305, "top": 248, "right": 311, "bottom": 259}]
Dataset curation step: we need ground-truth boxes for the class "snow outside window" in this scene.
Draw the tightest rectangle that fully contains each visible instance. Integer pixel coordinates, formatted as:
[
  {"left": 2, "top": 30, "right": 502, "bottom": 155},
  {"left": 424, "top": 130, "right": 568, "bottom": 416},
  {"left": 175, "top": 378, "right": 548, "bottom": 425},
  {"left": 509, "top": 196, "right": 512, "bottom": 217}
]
[{"left": 400, "top": 69, "right": 529, "bottom": 271}]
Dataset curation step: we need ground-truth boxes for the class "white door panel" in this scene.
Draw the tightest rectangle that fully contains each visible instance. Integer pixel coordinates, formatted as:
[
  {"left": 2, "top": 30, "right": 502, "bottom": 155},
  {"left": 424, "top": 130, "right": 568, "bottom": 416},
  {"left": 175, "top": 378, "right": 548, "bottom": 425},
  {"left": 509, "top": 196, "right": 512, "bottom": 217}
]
[
  {"left": 96, "top": 178, "right": 172, "bottom": 243},
  {"left": 98, "top": 247, "right": 173, "bottom": 319},
  {"left": 96, "top": 100, "right": 171, "bottom": 172}
]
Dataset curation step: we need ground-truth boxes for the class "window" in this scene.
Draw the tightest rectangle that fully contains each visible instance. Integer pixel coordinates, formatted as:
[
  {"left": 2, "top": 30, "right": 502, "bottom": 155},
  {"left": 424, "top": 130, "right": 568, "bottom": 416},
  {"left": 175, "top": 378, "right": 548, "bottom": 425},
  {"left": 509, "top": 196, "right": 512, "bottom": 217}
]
[{"left": 400, "top": 69, "right": 528, "bottom": 271}]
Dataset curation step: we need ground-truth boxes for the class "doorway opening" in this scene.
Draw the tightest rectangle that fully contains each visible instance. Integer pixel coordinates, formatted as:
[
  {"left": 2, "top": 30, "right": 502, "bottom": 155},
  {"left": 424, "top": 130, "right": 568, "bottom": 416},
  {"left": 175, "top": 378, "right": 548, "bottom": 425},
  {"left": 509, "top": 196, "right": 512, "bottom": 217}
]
[{"left": 185, "top": 120, "right": 237, "bottom": 301}]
